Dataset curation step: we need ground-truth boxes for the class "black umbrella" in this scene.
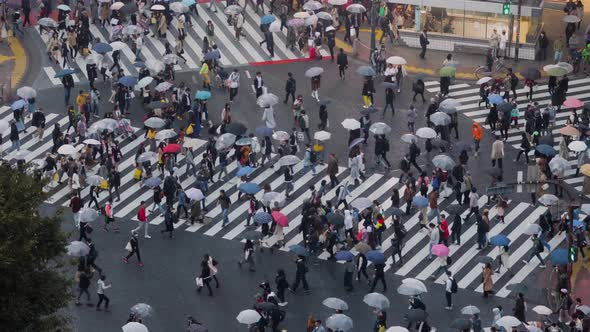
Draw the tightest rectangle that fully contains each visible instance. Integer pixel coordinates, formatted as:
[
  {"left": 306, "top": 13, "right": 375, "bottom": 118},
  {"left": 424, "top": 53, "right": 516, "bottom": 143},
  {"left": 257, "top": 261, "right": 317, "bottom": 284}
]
[
  {"left": 319, "top": 99, "right": 332, "bottom": 106},
  {"left": 521, "top": 67, "right": 541, "bottom": 80},
  {"left": 225, "top": 122, "right": 247, "bottom": 136},
  {"left": 506, "top": 283, "right": 529, "bottom": 293},
  {"left": 326, "top": 212, "right": 344, "bottom": 227},
  {"left": 538, "top": 135, "right": 554, "bottom": 146},
  {"left": 406, "top": 309, "right": 428, "bottom": 322},
  {"left": 256, "top": 302, "right": 278, "bottom": 311},
  {"left": 390, "top": 208, "right": 404, "bottom": 217},
  {"left": 477, "top": 256, "right": 494, "bottom": 264},
  {"left": 121, "top": 2, "right": 138, "bottom": 14},
  {"left": 451, "top": 318, "right": 473, "bottom": 330},
  {"left": 445, "top": 204, "right": 464, "bottom": 215},
  {"left": 241, "top": 230, "right": 263, "bottom": 241},
  {"left": 497, "top": 102, "right": 513, "bottom": 113}
]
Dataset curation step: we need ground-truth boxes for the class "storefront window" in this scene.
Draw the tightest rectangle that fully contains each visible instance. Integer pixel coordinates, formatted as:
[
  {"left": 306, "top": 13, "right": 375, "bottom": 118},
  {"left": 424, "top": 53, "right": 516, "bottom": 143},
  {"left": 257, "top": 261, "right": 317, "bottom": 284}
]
[
  {"left": 420, "top": 6, "right": 443, "bottom": 34},
  {"left": 443, "top": 8, "right": 464, "bottom": 36},
  {"left": 463, "top": 10, "right": 488, "bottom": 40}
]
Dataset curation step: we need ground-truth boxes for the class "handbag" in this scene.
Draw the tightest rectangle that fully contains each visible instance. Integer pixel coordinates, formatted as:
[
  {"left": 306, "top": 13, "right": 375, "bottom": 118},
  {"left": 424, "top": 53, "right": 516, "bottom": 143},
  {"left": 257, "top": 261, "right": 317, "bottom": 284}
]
[
  {"left": 195, "top": 277, "right": 204, "bottom": 287},
  {"left": 100, "top": 179, "right": 108, "bottom": 190},
  {"left": 125, "top": 242, "right": 132, "bottom": 251}
]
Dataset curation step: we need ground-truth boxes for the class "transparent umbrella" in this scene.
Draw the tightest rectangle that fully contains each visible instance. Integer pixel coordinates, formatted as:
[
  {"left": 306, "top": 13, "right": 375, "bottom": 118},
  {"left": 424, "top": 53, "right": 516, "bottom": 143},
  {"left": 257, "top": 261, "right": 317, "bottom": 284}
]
[
  {"left": 137, "top": 151, "right": 157, "bottom": 163},
  {"left": 416, "top": 127, "right": 437, "bottom": 139},
  {"left": 397, "top": 283, "right": 426, "bottom": 296},
  {"left": 303, "top": 0, "right": 324, "bottom": 10},
  {"left": 351, "top": 197, "right": 372, "bottom": 210},
  {"left": 439, "top": 98, "right": 461, "bottom": 113},
  {"left": 432, "top": 154, "right": 455, "bottom": 171},
  {"left": 256, "top": 93, "right": 279, "bottom": 107},
  {"left": 144, "top": 117, "right": 166, "bottom": 129},
  {"left": 305, "top": 67, "right": 324, "bottom": 77},
  {"left": 155, "top": 129, "right": 177, "bottom": 140},
  {"left": 326, "top": 313, "right": 353, "bottom": 331},
  {"left": 66, "top": 241, "right": 90, "bottom": 257},
  {"left": 461, "top": 305, "right": 480, "bottom": 315},
  {"left": 401, "top": 133, "right": 417, "bottom": 144},
  {"left": 322, "top": 297, "right": 348, "bottom": 311},
  {"left": 16, "top": 86, "right": 36, "bottom": 99},
  {"left": 277, "top": 155, "right": 301, "bottom": 167},
  {"left": 430, "top": 112, "right": 451, "bottom": 126},
  {"left": 272, "top": 131, "right": 290, "bottom": 141},
  {"left": 130, "top": 303, "right": 154, "bottom": 317},
  {"left": 185, "top": 188, "right": 205, "bottom": 201},
  {"left": 79, "top": 207, "right": 100, "bottom": 222},
  {"left": 216, "top": 133, "right": 237, "bottom": 150},
  {"left": 85, "top": 175, "right": 105, "bottom": 186},
  {"left": 121, "top": 322, "right": 149, "bottom": 332},
  {"left": 369, "top": 122, "right": 392, "bottom": 135},
  {"left": 363, "top": 292, "right": 390, "bottom": 309}
]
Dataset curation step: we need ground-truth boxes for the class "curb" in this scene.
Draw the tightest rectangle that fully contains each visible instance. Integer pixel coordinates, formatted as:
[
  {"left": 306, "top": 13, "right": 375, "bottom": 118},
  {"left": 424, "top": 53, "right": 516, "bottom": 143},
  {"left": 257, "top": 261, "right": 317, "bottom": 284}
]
[{"left": 9, "top": 37, "right": 27, "bottom": 90}]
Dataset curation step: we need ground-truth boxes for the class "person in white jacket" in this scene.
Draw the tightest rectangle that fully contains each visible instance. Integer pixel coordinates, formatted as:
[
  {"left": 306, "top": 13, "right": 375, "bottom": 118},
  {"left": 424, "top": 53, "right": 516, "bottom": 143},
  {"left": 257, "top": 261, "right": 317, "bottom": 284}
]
[
  {"left": 491, "top": 136, "right": 505, "bottom": 169},
  {"left": 262, "top": 106, "right": 276, "bottom": 128},
  {"left": 344, "top": 209, "right": 354, "bottom": 240},
  {"left": 427, "top": 223, "right": 439, "bottom": 260}
]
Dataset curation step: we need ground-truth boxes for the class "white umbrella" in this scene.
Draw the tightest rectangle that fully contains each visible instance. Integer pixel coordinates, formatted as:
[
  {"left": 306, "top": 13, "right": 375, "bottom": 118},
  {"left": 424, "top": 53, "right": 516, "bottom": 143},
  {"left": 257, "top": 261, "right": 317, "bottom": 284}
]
[
  {"left": 351, "top": 197, "right": 372, "bottom": 210},
  {"left": 369, "top": 122, "right": 391, "bottom": 135},
  {"left": 272, "top": 131, "right": 290, "bottom": 141},
  {"left": 38, "top": 17, "right": 57, "bottom": 27},
  {"left": 431, "top": 112, "right": 452, "bottom": 126},
  {"left": 122, "top": 25, "right": 141, "bottom": 35},
  {"left": 439, "top": 98, "right": 461, "bottom": 113},
  {"left": 386, "top": 56, "right": 407, "bottom": 65},
  {"left": 346, "top": 3, "right": 366, "bottom": 13},
  {"left": 184, "top": 138, "right": 203, "bottom": 149},
  {"left": 315, "top": 11, "right": 333, "bottom": 20},
  {"left": 57, "top": 144, "right": 77, "bottom": 155},
  {"left": 236, "top": 309, "right": 261, "bottom": 325},
  {"left": 137, "top": 76, "right": 154, "bottom": 89},
  {"left": 170, "top": 2, "right": 189, "bottom": 13},
  {"left": 163, "top": 54, "right": 181, "bottom": 65},
  {"left": 461, "top": 305, "right": 480, "bottom": 315},
  {"left": 305, "top": 67, "right": 324, "bottom": 77},
  {"left": 83, "top": 138, "right": 101, "bottom": 145},
  {"left": 303, "top": 0, "right": 324, "bottom": 11},
  {"left": 322, "top": 297, "right": 348, "bottom": 311},
  {"left": 386, "top": 327, "right": 410, "bottom": 332},
  {"left": 146, "top": 59, "right": 165, "bottom": 73},
  {"left": 476, "top": 77, "right": 493, "bottom": 85},
  {"left": 185, "top": 188, "right": 205, "bottom": 201},
  {"left": 326, "top": 313, "right": 353, "bottom": 331},
  {"left": 496, "top": 316, "right": 522, "bottom": 329},
  {"left": 582, "top": 204, "right": 590, "bottom": 215},
  {"left": 86, "top": 175, "right": 105, "bottom": 186},
  {"left": 538, "top": 194, "right": 559, "bottom": 206},
  {"left": 79, "top": 207, "right": 100, "bottom": 222},
  {"left": 416, "top": 127, "right": 437, "bottom": 139},
  {"left": 524, "top": 223, "right": 542, "bottom": 235},
  {"left": 401, "top": 278, "right": 427, "bottom": 293},
  {"left": 304, "top": 15, "right": 317, "bottom": 26},
  {"left": 110, "top": 41, "right": 127, "bottom": 51},
  {"left": 224, "top": 4, "right": 242, "bottom": 15},
  {"left": 30, "top": 159, "right": 46, "bottom": 169},
  {"left": 549, "top": 156, "right": 569, "bottom": 174},
  {"left": 363, "top": 292, "right": 390, "bottom": 309},
  {"left": 314, "top": 131, "right": 331, "bottom": 141},
  {"left": 121, "top": 322, "right": 149, "bottom": 332},
  {"left": 110, "top": 1, "right": 124, "bottom": 10},
  {"left": 16, "top": 86, "right": 36, "bottom": 99},
  {"left": 341, "top": 118, "right": 361, "bottom": 130},
  {"left": 57, "top": 4, "right": 71, "bottom": 11},
  {"left": 397, "top": 283, "right": 426, "bottom": 296},
  {"left": 130, "top": 303, "right": 154, "bottom": 318},
  {"left": 569, "top": 140, "right": 587, "bottom": 152},
  {"left": 563, "top": 15, "right": 581, "bottom": 23},
  {"left": 532, "top": 305, "right": 552, "bottom": 315},
  {"left": 155, "top": 129, "right": 177, "bottom": 140},
  {"left": 293, "top": 11, "right": 310, "bottom": 18},
  {"left": 155, "top": 82, "right": 173, "bottom": 92},
  {"left": 277, "top": 155, "right": 301, "bottom": 167},
  {"left": 89, "top": 118, "right": 118, "bottom": 132},
  {"left": 66, "top": 241, "right": 90, "bottom": 257},
  {"left": 432, "top": 154, "right": 455, "bottom": 171},
  {"left": 256, "top": 93, "right": 279, "bottom": 107},
  {"left": 137, "top": 152, "right": 157, "bottom": 163},
  {"left": 150, "top": 4, "right": 165, "bottom": 10},
  {"left": 325, "top": 25, "right": 336, "bottom": 32},
  {"left": 556, "top": 62, "right": 574, "bottom": 74},
  {"left": 328, "top": 0, "right": 347, "bottom": 4},
  {"left": 144, "top": 117, "right": 166, "bottom": 129},
  {"left": 269, "top": 20, "right": 282, "bottom": 33},
  {"left": 216, "top": 133, "right": 237, "bottom": 150},
  {"left": 401, "top": 133, "right": 417, "bottom": 144}
]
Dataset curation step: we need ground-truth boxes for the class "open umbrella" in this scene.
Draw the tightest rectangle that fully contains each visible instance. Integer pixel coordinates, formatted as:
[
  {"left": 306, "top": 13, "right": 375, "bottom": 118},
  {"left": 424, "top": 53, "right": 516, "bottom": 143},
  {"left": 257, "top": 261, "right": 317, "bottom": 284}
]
[
  {"left": 450, "top": 319, "right": 472, "bottom": 330},
  {"left": 536, "top": 144, "right": 557, "bottom": 157},
  {"left": 130, "top": 303, "right": 154, "bottom": 317},
  {"left": 85, "top": 175, "right": 105, "bottom": 187},
  {"left": 110, "top": 41, "right": 126, "bottom": 51},
  {"left": 351, "top": 197, "right": 372, "bottom": 210},
  {"left": 355, "top": 242, "right": 371, "bottom": 254},
  {"left": 136, "top": 77, "right": 154, "bottom": 89},
  {"left": 487, "top": 94, "right": 504, "bottom": 105},
  {"left": 254, "top": 212, "right": 273, "bottom": 225},
  {"left": 357, "top": 66, "right": 376, "bottom": 76},
  {"left": 524, "top": 223, "right": 542, "bottom": 235},
  {"left": 386, "top": 56, "right": 407, "bottom": 65},
  {"left": 272, "top": 131, "right": 290, "bottom": 141},
  {"left": 566, "top": 140, "right": 584, "bottom": 152},
  {"left": 225, "top": 123, "right": 247, "bottom": 136},
  {"left": 38, "top": 17, "right": 57, "bottom": 27},
  {"left": 506, "top": 283, "right": 528, "bottom": 293},
  {"left": 144, "top": 117, "right": 166, "bottom": 129},
  {"left": 323, "top": 297, "right": 349, "bottom": 311},
  {"left": 363, "top": 292, "right": 390, "bottom": 309},
  {"left": 346, "top": 3, "right": 366, "bottom": 13},
  {"left": 170, "top": 2, "right": 189, "bottom": 13},
  {"left": 439, "top": 98, "right": 461, "bottom": 113},
  {"left": 431, "top": 244, "right": 449, "bottom": 257},
  {"left": 576, "top": 305, "right": 590, "bottom": 315},
  {"left": 490, "top": 234, "right": 511, "bottom": 246},
  {"left": 185, "top": 188, "right": 205, "bottom": 201},
  {"left": 496, "top": 316, "right": 522, "bottom": 329},
  {"left": 10, "top": 99, "right": 26, "bottom": 110},
  {"left": 289, "top": 244, "right": 309, "bottom": 256},
  {"left": 271, "top": 210, "right": 288, "bottom": 226},
  {"left": 257, "top": 93, "right": 279, "bottom": 107},
  {"left": 155, "top": 129, "right": 177, "bottom": 140},
  {"left": 83, "top": 138, "right": 100, "bottom": 146},
  {"left": 57, "top": 4, "right": 71, "bottom": 11},
  {"left": 476, "top": 77, "right": 493, "bottom": 85},
  {"left": 155, "top": 82, "right": 173, "bottom": 92},
  {"left": 118, "top": 75, "right": 138, "bottom": 87},
  {"left": 236, "top": 166, "right": 255, "bottom": 177},
  {"left": 412, "top": 196, "right": 428, "bottom": 208},
  {"left": 305, "top": 67, "right": 324, "bottom": 77},
  {"left": 66, "top": 241, "right": 90, "bottom": 257},
  {"left": 532, "top": 305, "right": 553, "bottom": 315},
  {"left": 303, "top": 0, "right": 324, "bottom": 10},
  {"left": 314, "top": 131, "right": 331, "bottom": 141},
  {"left": 151, "top": 4, "right": 165, "bottom": 10},
  {"left": 416, "top": 127, "right": 437, "bottom": 139},
  {"left": 57, "top": 144, "right": 76, "bottom": 155},
  {"left": 122, "top": 322, "right": 148, "bottom": 332},
  {"left": 544, "top": 65, "right": 568, "bottom": 76},
  {"left": 406, "top": 309, "right": 428, "bottom": 322},
  {"left": 401, "top": 133, "right": 417, "bottom": 144},
  {"left": 194, "top": 90, "right": 211, "bottom": 100},
  {"left": 334, "top": 250, "right": 353, "bottom": 261},
  {"left": 163, "top": 54, "right": 181, "bottom": 65},
  {"left": 461, "top": 305, "right": 480, "bottom": 315},
  {"left": 538, "top": 194, "right": 559, "bottom": 206},
  {"left": 439, "top": 66, "right": 456, "bottom": 77},
  {"left": 16, "top": 86, "right": 36, "bottom": 99},
  {"left": 277, "top": 155, "right": 300, "bottom": 167},
  {"left": 216, "top": 133, "right": 237, "bottom": 150},
  {"left": 366, "top": 250, "right": 385, "bottom": 264},
  {"left": 402, "top": 278, "right": 427, "bottom": 293},
  {"left": 144, "top": 177, "right": 162, "bottom": 189},
  {"left": 581, "top": 164, "right": 590, "bottom": 176},
  {"left": 224, "top": 4, "right": 242, "bottom": 15},
  {"left": 370, "top": 122, "right": 392, "bottom": 135},
  {"left": 445, "top": 204, "right": 464, "bottom": 215},
  {"left": 236, "top": 309, "right": 261, "bottom": 325},
  {"left": 260, "top": 14, "right": 276, "bottom": 25},
  {"left": 326, "top": 213, "right": 345, "bottom": 227},
  {"left": 560, "top": 125, "right": 580, "bottom": 137},
  {"left": 239, "top": 183, "right": 260, "bottom": 195},
  {"left": 326, "top": 314, "right": 353, "bottom": 331},
  {"left": 349, "top": 137, "right": 365, "bottom": 149},
  {"left": 477, "top": 256, "right": 494, "bottom": 264},
  {"left": 79, "top": 208, "right": 99, "bottom": 222},
  {"left": 146, "top": 59, "right": 165, "bottom": 73},
  {"left": 235, "top": 138, "right": 254, "bottom": 146},
  {"left": 342, "top": 118, "right": 361, "bottom": 130},
  {"left": 255, "top": 126, "right": 273, "bottom": 137},
  {"left": 287, "top": 18, "right": 305, "bottom": 27},
  {"left": 163, "top": 144, "right": 181, "bottom": 154},
  {"left": 549, "top": 156, "right": 570, "bottom": 174},
  {"left": 563, "top": 15, "right": 581, "bottom": 23},
  {"left": 550, "top": 248, "right": 568, "bottom": 265},
  {"left": 521, "top": 67, "right": 541, "bottom": 80},
  {"left": 432, "top": 154, "right": 455, "bottom": 170},
  {"left": 430, "top": 112, "right": 451, "bottom": 126},
  {"left": 136, "top": 151, "right": 157, "bottom": 163},
  {"left": 316, "top": 12, "right": 333, "bottom": 20},
  {"left": 564, "top": 98, "right": 584, "bottom": 108},
  {"left": 397, "top": 283, "right": 425, "bottom": 296},
  {"left": 386, "top": 327, "right": 409, "bottom": 332}
]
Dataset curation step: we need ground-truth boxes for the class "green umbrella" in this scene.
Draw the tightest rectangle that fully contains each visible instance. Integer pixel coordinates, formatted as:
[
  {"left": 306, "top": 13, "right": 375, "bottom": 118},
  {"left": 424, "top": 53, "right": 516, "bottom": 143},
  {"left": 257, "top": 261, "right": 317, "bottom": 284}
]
[
  {"left": 544, "top": 65, "right": 568, "bottom": 77},
  {"left": 439, "top": 66, "right": 456, "bottom": 77}
]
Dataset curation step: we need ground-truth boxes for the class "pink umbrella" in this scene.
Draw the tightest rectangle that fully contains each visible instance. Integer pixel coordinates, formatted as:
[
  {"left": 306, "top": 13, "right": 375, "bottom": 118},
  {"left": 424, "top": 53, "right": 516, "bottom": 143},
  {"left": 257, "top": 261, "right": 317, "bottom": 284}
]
[
  {"left": 272, "top": 211, "right": 289, "bottom": 227},
  {"left": 431, "top": 244, "right": 449, "bottom": 257},
  {"left": 163, "top": 143, "right": 181, "bottom": 154},
  {"left": 564, "top": 98, "right": 584, "bottom": 108}
]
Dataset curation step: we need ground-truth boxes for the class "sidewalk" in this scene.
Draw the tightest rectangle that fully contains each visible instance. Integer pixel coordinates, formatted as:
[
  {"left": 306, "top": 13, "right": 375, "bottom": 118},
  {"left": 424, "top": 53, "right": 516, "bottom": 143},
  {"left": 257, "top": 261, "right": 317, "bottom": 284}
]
[{"left": 0, "top": 36, "right": 26, "bottom": 100}]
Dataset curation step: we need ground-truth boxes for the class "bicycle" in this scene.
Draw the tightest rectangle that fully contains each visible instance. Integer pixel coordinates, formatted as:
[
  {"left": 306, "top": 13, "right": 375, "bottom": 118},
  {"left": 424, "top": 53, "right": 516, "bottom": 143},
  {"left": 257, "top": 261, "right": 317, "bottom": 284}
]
[{"left": 474, "top": 57, "right": 510, "bottom": 79}]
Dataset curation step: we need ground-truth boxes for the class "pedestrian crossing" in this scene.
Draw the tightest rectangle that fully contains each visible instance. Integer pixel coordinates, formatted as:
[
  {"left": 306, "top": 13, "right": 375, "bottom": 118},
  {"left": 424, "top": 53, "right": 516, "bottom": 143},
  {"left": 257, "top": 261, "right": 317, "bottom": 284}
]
[
  {"left": 33, "top": 1, "right": 330, "bottom": 87},
  {"left": 0, "top": 103, "right": 564, "bottom": 297},
  {"left": 425, "top": 77, "right": 590, "bottom": 194}
]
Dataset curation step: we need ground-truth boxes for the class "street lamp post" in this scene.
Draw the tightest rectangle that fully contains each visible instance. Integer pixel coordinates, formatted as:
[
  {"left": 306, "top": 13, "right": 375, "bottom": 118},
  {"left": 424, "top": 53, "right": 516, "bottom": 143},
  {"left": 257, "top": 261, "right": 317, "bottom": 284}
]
[{"left": 369, "top": 0, "right": 378, "bottom": 60}]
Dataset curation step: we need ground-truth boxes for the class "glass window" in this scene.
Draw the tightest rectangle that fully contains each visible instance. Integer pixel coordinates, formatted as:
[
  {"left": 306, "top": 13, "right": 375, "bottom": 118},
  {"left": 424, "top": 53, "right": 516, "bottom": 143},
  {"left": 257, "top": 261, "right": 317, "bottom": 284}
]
[
  {"left": 486, "top": 13, "right": 511, "bottom": 41},
  {"left": 444, "top": 8, "right": 465, "bottom": 37},
  {"left": 421, "top": 6, "right": 443, "bottom": 34},
  {"left": 463, "top": 10, "right": 488, "bottom": 40}
]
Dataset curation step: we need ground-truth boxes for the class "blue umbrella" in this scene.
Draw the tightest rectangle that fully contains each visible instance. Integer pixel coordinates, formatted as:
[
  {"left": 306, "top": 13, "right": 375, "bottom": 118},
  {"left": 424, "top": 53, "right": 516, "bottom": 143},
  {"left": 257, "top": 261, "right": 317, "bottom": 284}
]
[
  {"left": 239, "top": 183, "right": 261, "bottom": 194},
  {"left": 489, "top": 234, "right": 511, "bottom": 246},
  {"left": 11, "top": 99, "right": 26, "bottom": 110},
  {"left": 289, "top": 244, "right": 309, "bottom": 257},
  {"left": 536, "top": 144, "right": 557, "bottom": 157},
  {"left": 357, "top": 66, "right": 376, "bottom": 76},
  {"left": 92, "top": 42, "right": 113, "bottom": 53},
  {"left": 133, "top": 61, "right": 146, "bottom": 68},
  {"left": 144, "top": 177, "right": 162, "bottom": 188},
  {"left": 118, "top": 75, "right": 138, "bottom": 87},
  {"left": 236, "top": 166, "right": 255, "bottom": 177},
  {"left": 256, "top": 126, "right": 273, "bottom": 137},
  {"left": 412, "top": 196, "right": 428, "bottom": 209},
  {"left": 488, "top": 94, "right": 504, "bottom": 105},
  {"left": 182, "top": 0, "right": 195, "bottom": 6},
  {"left": 195, "top": 90, "right": 212, "bottom": 100},
  {"left": 261, "top": 15, "right": 276, "bottom": 24},
  {"left": 549, "top": 248, "right": 568, "bottom": 266},
  {"left": 253, "top": 212, "right": 272, "bottom": 224},
  {"left": 574, "top": 219, "right": 586, "bottom": 230},
  {"left": 54, "top": 68, "right": 75, "bottom": 78},
  {"left": 335, "top": 250, "right": 354, "bottom": 261},
  {"left": 366, "top": 250, "right": 385, "bottom": 264}
]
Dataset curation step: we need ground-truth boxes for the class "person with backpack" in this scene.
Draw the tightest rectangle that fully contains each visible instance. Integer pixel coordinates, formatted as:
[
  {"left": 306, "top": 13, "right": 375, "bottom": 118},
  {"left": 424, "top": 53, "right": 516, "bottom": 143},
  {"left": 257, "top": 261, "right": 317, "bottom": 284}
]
[
  {"left": 409, "top": 142, "right": 423, "bottom": 173},
  {"left": 217, "top": 190, "right": 231, "bottom": 227},
  {"left": 303, "top": 144, "right": 317, "bottom": 176},
  {"left": 523, "top": 234, "right": 546, "bottom": 267},
  {"left": 444, "top": 271, "right": 458, "bottom": 310}
]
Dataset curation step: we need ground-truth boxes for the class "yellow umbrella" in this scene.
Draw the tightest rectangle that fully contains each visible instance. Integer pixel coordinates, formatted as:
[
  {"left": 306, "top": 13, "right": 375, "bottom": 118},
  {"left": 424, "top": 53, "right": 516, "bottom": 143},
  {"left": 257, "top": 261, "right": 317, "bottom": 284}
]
[
  {"left": 580, "top": 164, "right": 590, "bottom": 177},
  {"left": 560, "top": 125, "right": 580, "bottom": 137}
]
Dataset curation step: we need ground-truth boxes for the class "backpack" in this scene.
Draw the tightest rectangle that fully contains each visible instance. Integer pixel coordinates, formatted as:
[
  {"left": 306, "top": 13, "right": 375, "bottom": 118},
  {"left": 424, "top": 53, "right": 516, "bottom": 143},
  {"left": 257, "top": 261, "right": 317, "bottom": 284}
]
[
  {"left": 254, "top": 199, "right": 261, "bottom": 210},
  {"left": 309, "top": 150, "right": 317, "bottom": 163},
  {"left": 537, "top": 239, "right": 545, "bottom": 252},
  {"left": 446, "top": 256, "right": 453, "bottom": 265},
  {"left": 399, "top": 159, "right": 409, "bottom": 172},
  {"left": 450, "top": 277, "right": 458, "bottom": 293}
]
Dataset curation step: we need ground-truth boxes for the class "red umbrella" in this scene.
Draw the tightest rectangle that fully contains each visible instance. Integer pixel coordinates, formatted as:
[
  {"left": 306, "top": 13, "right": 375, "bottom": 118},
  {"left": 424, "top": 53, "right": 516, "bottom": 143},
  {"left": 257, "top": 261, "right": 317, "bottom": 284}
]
[
  {"left": 163, "top": 143, "right": 181, "bottom": 154},
  {"left": 271, "top": 211, "right": 289, "bottom": 227}
]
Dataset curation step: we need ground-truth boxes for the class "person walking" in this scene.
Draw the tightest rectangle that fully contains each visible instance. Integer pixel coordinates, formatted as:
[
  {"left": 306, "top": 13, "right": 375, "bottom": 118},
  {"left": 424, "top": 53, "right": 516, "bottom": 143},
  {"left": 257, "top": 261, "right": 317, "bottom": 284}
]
[
  {"left": 275, "top": 269, "right": 289, "bottom": 306},
  {"left": 522, "top": 234, "right": 546, "bottom": 267},
  {"left": 491, "top": 136, "right": 504, "bottom": 169},
  {"left": 217, "top": 190, "right": 231, "bottom": 227},
  {"left": 75, "top": 268, "right": 93, "bottom": 306},
  {"left": 513, "top": 292, "right": 527, "bottom": 323},
  {"left": 96, "top": 275, "right": 111, "bottom": 311},
  {"left": 284, "top": 72, "right": 296, "bottom": 104},
  {"left": 289, "top": 255, "right": 309, "bottom": 293},
  {"left": 444, "top": 271, "right": 457, "bottom": 310},
  {"left": 464, "top": 188, "right": 480, "bottom": 222},
  {"left": 472, "top": 121, "right": 483, "bottom": 157},
  {"left": 254, "top": 71, "right": 264, "bottom": 98},
  {"left": 70, "top": 193, "right": 83, "bottom": 228},
  {"left": 196, "top": 260, "right": 214, "bottom": 296},
  {"left": 419, "top": 29, "right": 429, "bottom": 59},
  {"left": 237, "top": 239, "right": 256, "bottom": 272},
  {"left": 133, "top": 201, "right": 151, "bottom": 238},
  {"left": 482, "top": 263, "right": 494, "bottom": 297},
  {"left": 311, "top": 74, "right": 321, "bottom": 102},
  {"left": 228, "top": 69, "right": 240, "bottom": 102},
  {"left": 204, "top": 254, "right": 220, "bottom": 288},
  {"left": 327, "top": 153, "right": 339, "bottom": 188},
  {"left": 160, "top": 205, "right": 175, "bottom": 238},
  {"left": 369, "top": 262, "right": 387, "bottom": 292},
  {"left": 337, "top": 48, "right": 348, "bottom": 80},
  {"left": 344, "top": 258, "right": 354, "bottom": 292},
  {"left": 123, "top": 232, "right": 143, "bottom": 267}
]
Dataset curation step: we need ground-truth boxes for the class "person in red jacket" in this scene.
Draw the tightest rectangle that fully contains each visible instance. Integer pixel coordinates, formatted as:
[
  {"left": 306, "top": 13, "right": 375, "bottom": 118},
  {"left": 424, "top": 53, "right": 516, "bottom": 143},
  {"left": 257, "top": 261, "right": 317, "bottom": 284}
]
[
  {"left": 439, "top": 214, "right": 450, "bottom": 246},
  {"left": 70, "top": 192, "right": 83, "bottom": 228},
  {"left": 132, "top": 201, "right": 151, "bottom": 238}
]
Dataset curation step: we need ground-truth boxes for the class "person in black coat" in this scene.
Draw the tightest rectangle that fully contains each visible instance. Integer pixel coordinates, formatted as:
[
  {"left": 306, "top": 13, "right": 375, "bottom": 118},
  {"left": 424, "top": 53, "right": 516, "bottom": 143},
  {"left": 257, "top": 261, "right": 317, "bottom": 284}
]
[
  {"left": 289, "top": 256, "right": 309, "bottom": 293},
  {"left": 326, "top": 31, "right": 336, "bottom": 60},
  {"left": 124, "top": 232, "right": 143, "bottom": 266},
  {"left": 31, "top": 108, "right": 46, "bottom": 141},
  {"left": 283, "top": 72, "right": 296, "bottom": 104},
  {"left": 318, "top": 104, "right": 328, "bottom": 130},
  {"left": 253, "top": 72, "right": 264, "bottom": 98},
  {"left": 275, "top": 269, "right": 289, "bottom": 305},
  {"left": 383, "top": 88, "right": 395, "bottom": 118},
  {"left": 196, "top": 260, "right": 213, "bottom": 296},
  {"left": 337, "top": 48, "right": 348, "bottom": 80},
  {"left": 419, "top": 29, "right": 429, "bottom": 59},
  {"left": 412, "top": 79, "right": 426, "bottom": 102},
  {"left": 451, "top": 214, "right": 462, "bottom": 245},
  {"left": 369, "top": 263, "right": 387, "bottom": 292},
  {"left": 75, "top": 268, "right": 93, "bottom": 305},
  {"left": 87, "top": 63, "right": 98, "bottom": 89},
  {"left": 538, "top": 31, "right": 549, "bottom": 61}
]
